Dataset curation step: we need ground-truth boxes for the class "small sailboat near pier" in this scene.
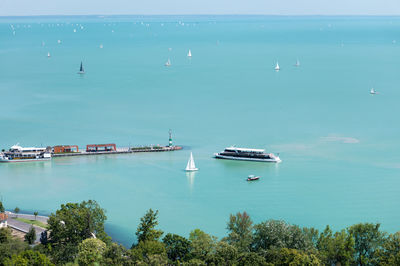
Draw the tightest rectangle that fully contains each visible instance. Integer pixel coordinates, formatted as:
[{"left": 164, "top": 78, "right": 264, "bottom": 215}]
[
  {"left": 185, "top": 152, "right": 198, "bottom": 171},
  {"left": 78, "top": 61, "right": 85, "bottom": 74}
]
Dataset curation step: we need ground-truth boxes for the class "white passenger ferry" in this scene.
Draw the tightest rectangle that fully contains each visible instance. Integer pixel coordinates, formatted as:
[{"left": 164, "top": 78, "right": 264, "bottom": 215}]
[
  {"left": 214, "top": 146, "right": 281, "bottom": 163},
  {"left": 0, "top": 145, "right": 51, "bottom": 162}
]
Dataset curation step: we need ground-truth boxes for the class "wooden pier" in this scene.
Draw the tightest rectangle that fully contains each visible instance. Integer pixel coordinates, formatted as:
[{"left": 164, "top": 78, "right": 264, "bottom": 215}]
[{"left": 52, "top": 146, "right": 182, "bottom": 157}]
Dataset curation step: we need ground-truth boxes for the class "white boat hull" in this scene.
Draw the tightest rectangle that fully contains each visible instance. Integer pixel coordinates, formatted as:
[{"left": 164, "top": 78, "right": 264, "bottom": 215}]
[
  {"left": 214, "top": 154, "right": 281, "bottom": 163},
  {"left": 185, "top": 168, "right": 198, "bottom": 172}
]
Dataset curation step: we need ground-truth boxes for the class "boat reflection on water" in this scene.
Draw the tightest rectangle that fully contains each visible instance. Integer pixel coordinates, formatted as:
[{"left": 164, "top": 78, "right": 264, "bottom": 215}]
[{"left": 186, "top": 171, "right": 196, "bottom": 190}]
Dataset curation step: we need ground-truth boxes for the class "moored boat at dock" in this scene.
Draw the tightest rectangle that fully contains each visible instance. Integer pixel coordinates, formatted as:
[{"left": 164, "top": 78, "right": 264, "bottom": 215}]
[
  {"left": 214, "top": 146, "right": 281, "bottom": 163},
  {"left": 0, "top": 144, "right": 51, "bottom": 162}
]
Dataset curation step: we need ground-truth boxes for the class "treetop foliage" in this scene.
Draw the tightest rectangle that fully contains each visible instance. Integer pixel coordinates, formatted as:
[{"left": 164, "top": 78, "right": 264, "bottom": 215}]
[{"left": 1, "top": 200, "right": 399, "bottom": 266}]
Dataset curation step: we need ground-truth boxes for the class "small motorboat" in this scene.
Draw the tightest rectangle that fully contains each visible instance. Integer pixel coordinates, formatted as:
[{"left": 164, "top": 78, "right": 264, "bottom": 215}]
[{"left": 247, "top": 175, "right": 260, "bottom": 181}]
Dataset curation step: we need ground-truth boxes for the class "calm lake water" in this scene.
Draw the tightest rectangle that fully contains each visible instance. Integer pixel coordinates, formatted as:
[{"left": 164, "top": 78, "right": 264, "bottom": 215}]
[{"left": 1, "top": 15, "right": 400, "bottom": 246}]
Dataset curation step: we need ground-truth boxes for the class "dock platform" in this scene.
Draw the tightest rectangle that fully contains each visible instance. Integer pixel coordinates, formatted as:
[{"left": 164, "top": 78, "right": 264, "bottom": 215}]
[{"left": 52, "top": 146, "right": 182, "bottom": 157}]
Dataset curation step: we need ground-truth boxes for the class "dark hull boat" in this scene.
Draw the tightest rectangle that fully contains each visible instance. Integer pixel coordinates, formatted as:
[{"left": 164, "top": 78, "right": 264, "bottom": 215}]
[{"left": 247, "top": 175, "right": 260, "bottom": 181}]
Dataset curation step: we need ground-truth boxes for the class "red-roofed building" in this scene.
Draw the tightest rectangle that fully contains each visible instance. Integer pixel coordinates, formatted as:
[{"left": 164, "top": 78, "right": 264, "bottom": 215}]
[{"left": 0, "top": 213, "right": 8, "bottom": 228}]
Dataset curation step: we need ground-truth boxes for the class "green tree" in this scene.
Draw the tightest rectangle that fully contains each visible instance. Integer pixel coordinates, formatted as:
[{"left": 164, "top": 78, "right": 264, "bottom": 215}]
[
  {"left": 39, "top": 231, "right": 48, "bottom": 245},
  {"left": 183, "top": 258, "right": 207, "bottom": 265},
  {"left": 33, "top": 211, "right": 38, "bottom": 221},
  {"left": 163, "top": 233, "right": 191, "bottom": 261},
  {"left": 24, "top": 226, "right": 36, "bottom": 245},
  {"left": 263, "top": 248, "right": 320, "bottom": 266},
  {"left": 0, "top": 229, "right": 29, "bottom": 265},
  {"left": 103, "top": 243, "right": 131, "bottom": 265},
  {"left": 134, "top": 209, "right": 163, "bottom": 246},
  {"left": 188, "top": 229, "right": 217, "bottom": 261},
  {"left": 226, "top": 211, "right": 253, "bottom": 252},
  {"left": 302, "top": 227, "right": 319, "bottom": 250},
  {"left": 47, "top": 200, "right": 109, "bottom": 264},
  {"left": 237, "top": 252, "right": 267, "bottom": 266},
  {"left": 317, "top": 225, "right": 355, "bottom": 265},
  {"left": 0, "top": 201, "right": 5, "bottom": 213},
  {"left": 76, "top": 238, "right": 106, "bottom": 266},
  {"left": 136, "top": 254, "right": 168, "bottom": 266},
  {"left": 131, "top": 240, "right": 167, "bottom": 264},
  {"left": 0, "top": 227, "right": 12, "bottom": 243},
  {"left": 252, "top": 220, "right": 309, "bottom": 251},
  {"left": 348, "top": 223, "right": 385, "bottom": 265},
  {"left": 375, "top": 232, "right": 400, "bottom": 265},
  {"left": 14, "top": 207, "right": 20, "bottom": 218},
  {"left": 206, "top": 241, "right": 238, "bottom": 265},
  {"left": 4, "top": 250, "right": 54, "bottom": 266}
]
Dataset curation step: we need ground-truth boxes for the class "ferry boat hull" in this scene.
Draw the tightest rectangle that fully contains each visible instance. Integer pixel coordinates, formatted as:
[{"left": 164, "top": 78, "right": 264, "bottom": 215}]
[{"left": 214, "top": 154, "right": 281, "bottom": 163}]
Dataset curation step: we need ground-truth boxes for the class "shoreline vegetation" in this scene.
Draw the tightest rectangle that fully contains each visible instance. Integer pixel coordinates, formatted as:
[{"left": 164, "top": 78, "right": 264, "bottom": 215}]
[
  {"left": 13, "top": 217, "right": 49, "bottom": 229},
  {"left": 1, "top": 200, "right": 399, "bottom": 265}
]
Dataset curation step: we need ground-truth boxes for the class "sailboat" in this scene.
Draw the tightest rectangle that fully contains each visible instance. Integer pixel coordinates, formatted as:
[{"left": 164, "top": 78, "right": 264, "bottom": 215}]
[
  {"left": 274, "top": 62, "right": 280, "bottom": 71},
  {"left": 295, "top": 59, "right": 300, "bottom": 67},
  {"left": 47, "top": 52, "right": 51, "bottom": 58},
  {"left": 185, "top": 152, "right": 198, "bottom": 171},
  {"left": 370, "top": 88, "right": 377, "bottom": 94},
  {"left": 187, "top": 49, "right": 192, "bottom": 57},
  {"left": 78, "top": 62, "right": 85, "bottom": 74},
  {"left": 165, "top": 58, "right": 171, "bottom": 67}
]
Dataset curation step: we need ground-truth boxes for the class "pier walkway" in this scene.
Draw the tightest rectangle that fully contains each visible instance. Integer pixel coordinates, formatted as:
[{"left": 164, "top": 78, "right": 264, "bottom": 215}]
[
  {"left": 6, "top": 212, "right": 49, "bottom": 243},
  {"left": 52, "top": 145, "right": 182, "bottom": 157}
]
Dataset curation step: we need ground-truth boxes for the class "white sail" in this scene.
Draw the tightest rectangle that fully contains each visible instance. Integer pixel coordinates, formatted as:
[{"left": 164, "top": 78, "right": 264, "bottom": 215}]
[
  {"left": 47, "top": 52, "right": 51, "bottom": 57},
  {"left": 185, "top": 152, "right": 198, "bottom": 171},
  {"left": 275, "top": 62, "right": 280, "bottom": 71},
  {"left": 165, "top": 58, "right": 171, "bottom": 66},
  {"left": 187, "top": 49, "right": 192, "bottom": 57}
]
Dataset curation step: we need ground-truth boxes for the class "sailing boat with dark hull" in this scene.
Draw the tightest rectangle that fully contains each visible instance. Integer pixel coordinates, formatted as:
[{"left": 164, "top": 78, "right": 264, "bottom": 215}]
[{"left": 78, "top": 61, "right": 85, "bottom": 74}]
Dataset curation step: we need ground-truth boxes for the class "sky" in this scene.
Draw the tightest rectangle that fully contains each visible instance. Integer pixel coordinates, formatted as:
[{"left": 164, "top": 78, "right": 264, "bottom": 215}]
[{"left": 1, "top": 0, "right": 400, "bottom": 16}]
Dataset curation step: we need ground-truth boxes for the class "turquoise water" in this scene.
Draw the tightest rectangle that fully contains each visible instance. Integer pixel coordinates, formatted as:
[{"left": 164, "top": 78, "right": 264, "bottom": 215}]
[{"left": 1, "top": 15, "right": 400, "bottom": 246}]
